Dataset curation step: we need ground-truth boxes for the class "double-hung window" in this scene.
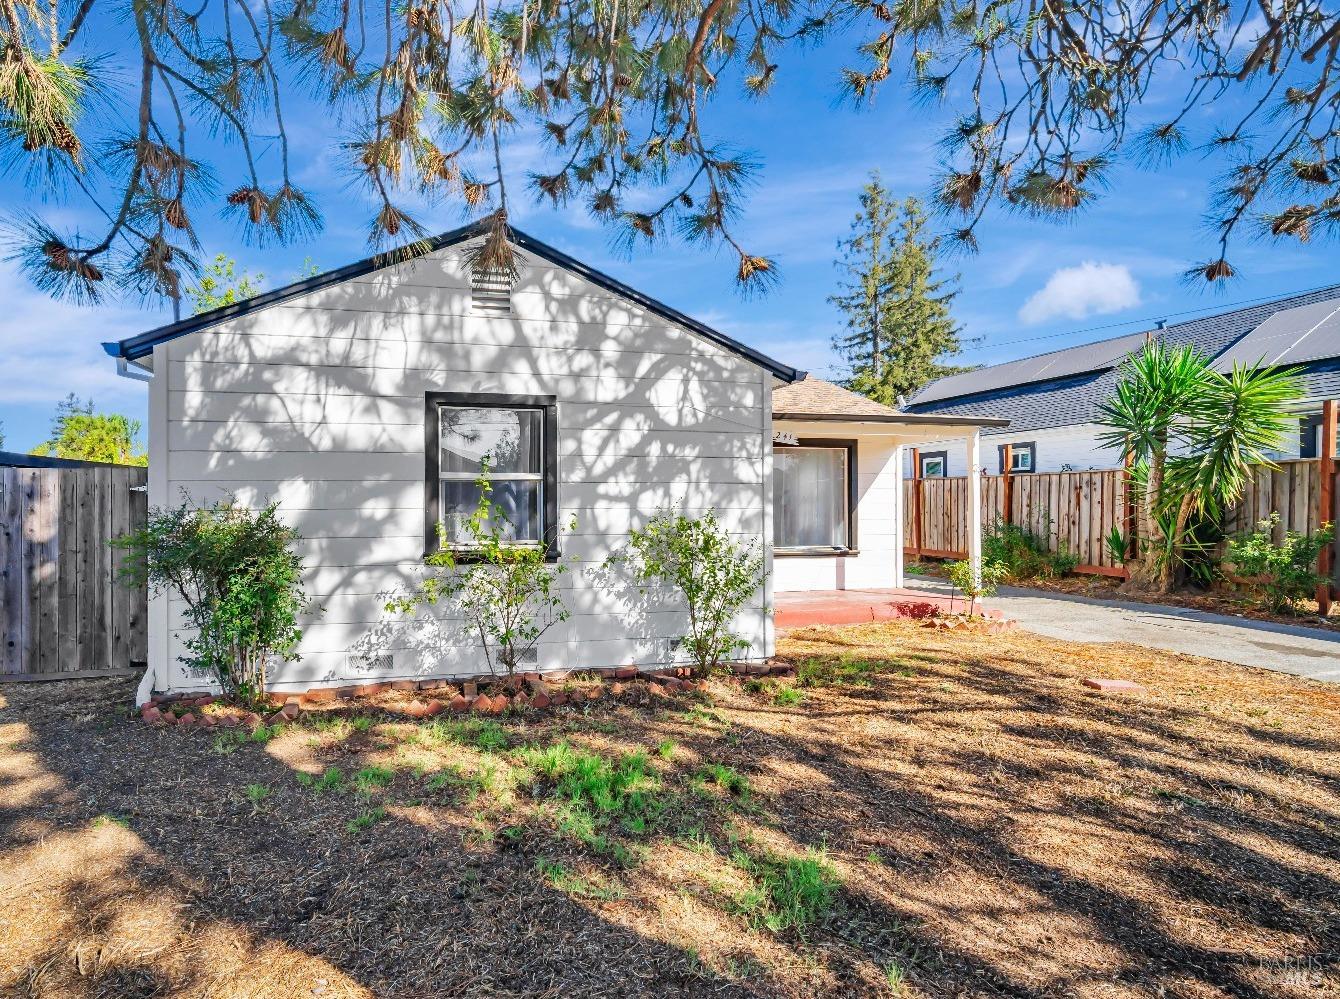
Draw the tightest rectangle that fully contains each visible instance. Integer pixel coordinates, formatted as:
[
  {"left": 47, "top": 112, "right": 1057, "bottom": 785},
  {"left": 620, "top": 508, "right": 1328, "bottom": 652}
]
[
  {"left": 773, "top": 440, "right": 856, "bottom": 553},
  {"left": 424, "top": 392, "right": 558, "bottom": 557}
]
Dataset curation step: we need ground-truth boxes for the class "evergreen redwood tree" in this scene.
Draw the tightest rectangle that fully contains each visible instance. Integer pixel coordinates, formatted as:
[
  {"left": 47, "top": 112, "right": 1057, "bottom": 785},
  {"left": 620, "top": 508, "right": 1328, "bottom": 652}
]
[{"left": 830, "top": 178, "right": 965, "bottom": 405}]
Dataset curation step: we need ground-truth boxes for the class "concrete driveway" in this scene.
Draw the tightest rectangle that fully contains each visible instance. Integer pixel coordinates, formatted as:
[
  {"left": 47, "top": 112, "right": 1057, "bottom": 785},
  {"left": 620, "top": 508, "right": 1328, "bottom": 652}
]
[{"left": 908, "top": 578, "right": 1340, "bottom": 683}]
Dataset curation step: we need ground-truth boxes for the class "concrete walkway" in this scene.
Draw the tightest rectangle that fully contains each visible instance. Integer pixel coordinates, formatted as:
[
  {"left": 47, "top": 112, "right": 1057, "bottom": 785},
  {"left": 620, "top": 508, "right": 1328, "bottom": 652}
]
[{"left": 907, "top": 578, "right": 1340, "bottom": 683}]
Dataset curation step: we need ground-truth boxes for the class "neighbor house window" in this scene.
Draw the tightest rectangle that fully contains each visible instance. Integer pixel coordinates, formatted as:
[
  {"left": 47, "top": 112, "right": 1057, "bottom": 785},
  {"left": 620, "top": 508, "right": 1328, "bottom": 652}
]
[
  {"left": 773, "top": 441, "right": 856, "bottom": 553},
  {"left": 1300, "top": 415, "right": 1340, "bottom": 458},
  {"left": 920, "top": 451, "right": 947, "bottom": 478},
  {"left": 424, "top": 392, "right": 558, "bottom": 557},
  {"left": 999, "top": 442, "right": 1036, "bottom": 473}
]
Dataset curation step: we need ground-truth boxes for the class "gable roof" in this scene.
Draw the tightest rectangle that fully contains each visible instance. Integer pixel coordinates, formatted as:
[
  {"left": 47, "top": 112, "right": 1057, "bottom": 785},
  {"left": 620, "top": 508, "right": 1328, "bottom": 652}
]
[
  {"left": 103, "top": 220, "right": 805, "bottom": 382},
  {"left": 907, "top": 283, "right": 1340, "bottom": 433}
]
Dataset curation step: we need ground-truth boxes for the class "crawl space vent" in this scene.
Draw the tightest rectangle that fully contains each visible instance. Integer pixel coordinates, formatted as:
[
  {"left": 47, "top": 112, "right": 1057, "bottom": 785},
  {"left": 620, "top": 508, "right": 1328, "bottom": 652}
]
[
  {"left": 471, "top": 268, "right": 514, "bottom": 315},
  {"left": 348, "top": 653, "right": 394, "bottom": 673}
]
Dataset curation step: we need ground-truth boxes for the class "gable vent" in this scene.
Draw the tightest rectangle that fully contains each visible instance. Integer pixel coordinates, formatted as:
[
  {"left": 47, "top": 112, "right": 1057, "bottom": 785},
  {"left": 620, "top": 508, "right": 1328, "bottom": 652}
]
[{"left": 471, "top": 268, "right": 514, "bottom": 315}]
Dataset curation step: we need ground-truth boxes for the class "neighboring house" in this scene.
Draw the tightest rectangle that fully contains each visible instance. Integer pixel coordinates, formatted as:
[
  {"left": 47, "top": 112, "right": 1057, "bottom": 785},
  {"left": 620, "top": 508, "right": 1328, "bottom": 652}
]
[
  {"left": 105, "top": 221, "right": 1001, "bottom": 699},
  {"left": 904, "top": 284, "right": 1340, "bottom": 476}
]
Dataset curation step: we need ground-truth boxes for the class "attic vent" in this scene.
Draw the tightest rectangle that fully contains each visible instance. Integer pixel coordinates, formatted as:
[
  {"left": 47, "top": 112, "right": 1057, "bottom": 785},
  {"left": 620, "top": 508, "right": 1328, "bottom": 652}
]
[{"left": 471, "top": 268, "right": 514, "bottom": 315}]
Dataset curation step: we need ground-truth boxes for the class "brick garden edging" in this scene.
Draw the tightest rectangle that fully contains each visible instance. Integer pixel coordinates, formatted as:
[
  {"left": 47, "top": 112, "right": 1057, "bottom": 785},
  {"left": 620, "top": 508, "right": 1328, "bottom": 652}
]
[{"left": 137, "top": 661, "right": 798, "bottom": 730}]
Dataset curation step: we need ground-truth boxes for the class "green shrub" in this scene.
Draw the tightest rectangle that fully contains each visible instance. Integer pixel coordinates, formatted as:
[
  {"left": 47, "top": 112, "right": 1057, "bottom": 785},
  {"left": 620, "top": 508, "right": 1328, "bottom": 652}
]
[
  {"left": 982, "top": 519, "right": 1078, "bottom": 579},
  {"left": 611, "top": 509, "right": 765, "bottom": 676},
  {"left": 116, "top": 500, "right": 307, "bottom": 703},
  {"left": 945, "top": 558, "right": 1009, "bottom": 615},
  {"left": 388, "top": 463, "right": 572, "bottom": 679},
  {"left": 1225, "top": 515, "right": 1335, "bottom": 613}
]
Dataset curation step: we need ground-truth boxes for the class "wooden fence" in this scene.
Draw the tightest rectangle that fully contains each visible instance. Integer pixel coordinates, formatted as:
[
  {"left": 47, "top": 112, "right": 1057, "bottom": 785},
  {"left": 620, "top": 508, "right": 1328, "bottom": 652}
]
[
  {"left": 0, "top": 464, "right": 148, "bottom": 679},
  {"left": 903, "top": 456, "right": 1340, "bottom": 585},
  {"left": 904, "top": 468, "right": 1130, "bottom": 575}
]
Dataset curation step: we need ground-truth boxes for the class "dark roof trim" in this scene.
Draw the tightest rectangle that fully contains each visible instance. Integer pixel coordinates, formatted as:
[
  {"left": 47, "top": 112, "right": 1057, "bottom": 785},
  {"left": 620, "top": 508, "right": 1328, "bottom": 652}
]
[
  {"left": 774, "top": 411, "right": 1011, "bottom": 428},
  {"left": 103, "top": 221, "right": 804, "bottom": 382}
]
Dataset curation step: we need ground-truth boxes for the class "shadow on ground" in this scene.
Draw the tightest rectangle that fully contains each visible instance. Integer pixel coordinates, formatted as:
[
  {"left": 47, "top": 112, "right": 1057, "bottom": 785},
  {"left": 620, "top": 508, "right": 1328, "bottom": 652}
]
[{"left": 2, "top": 620, "right": 1338, "bottom": 998}]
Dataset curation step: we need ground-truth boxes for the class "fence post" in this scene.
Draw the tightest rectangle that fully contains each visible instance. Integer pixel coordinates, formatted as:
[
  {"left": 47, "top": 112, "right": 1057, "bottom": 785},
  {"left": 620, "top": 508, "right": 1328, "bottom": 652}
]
[
  {"left": 1001, "top": 443, "right": 1013, "bottom": 525},
  {"left": 1318, "top": 400, "right": 1337, "bottom": 614},
  {"left": 1122, "top": 453, "right": 1137, "bottom": 564},
  {"left": 909, "top": 447, "right": 922, "bottom": 556}
]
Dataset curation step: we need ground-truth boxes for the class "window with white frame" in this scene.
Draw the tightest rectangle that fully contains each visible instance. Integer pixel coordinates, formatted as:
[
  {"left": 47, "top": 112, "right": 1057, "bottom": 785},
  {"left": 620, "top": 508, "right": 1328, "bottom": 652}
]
[
  {"left": 773, "top": 442, "right": 855, "bottom": 552},
  {"left": 920, "top": 451, "right": 947, "bottom": 478},
  {"left": 425, "top": 393, "right": 557, "bottom": 554},
  {"left": 999, "top": 442, "right": 1036, "bottom": 473}
]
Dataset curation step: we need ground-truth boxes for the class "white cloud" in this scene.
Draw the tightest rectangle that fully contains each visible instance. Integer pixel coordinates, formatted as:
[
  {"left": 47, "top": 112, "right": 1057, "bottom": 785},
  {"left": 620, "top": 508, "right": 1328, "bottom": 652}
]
[
  {"left": 0, "top": 262, "right": 160, "bottom": 408},
  {"left": 1018, "top": 262, "right": 1141, "bottom": 325}
]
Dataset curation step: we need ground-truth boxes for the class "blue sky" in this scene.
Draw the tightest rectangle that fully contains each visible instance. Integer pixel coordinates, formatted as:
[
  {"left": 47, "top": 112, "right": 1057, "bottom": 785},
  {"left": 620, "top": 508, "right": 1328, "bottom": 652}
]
[{"left": 1, "top": 26, "right": 1336, "bottom": 451}]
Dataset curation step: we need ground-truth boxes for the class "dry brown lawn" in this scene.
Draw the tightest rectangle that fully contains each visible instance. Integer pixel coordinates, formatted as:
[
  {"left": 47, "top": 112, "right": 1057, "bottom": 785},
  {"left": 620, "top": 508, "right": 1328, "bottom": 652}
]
[{"left": 2, "top": 622, "right": 1338, "bottom": 998}]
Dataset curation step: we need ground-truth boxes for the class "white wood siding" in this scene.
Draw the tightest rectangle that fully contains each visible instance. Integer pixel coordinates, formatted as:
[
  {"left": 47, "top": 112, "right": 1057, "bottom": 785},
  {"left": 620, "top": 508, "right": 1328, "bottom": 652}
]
[
  {"left": 905, "top": 424, "right": 1125, "bottom": 477},
  {"left": 153, "top": 242, "right": 772, "bottom": 693}
]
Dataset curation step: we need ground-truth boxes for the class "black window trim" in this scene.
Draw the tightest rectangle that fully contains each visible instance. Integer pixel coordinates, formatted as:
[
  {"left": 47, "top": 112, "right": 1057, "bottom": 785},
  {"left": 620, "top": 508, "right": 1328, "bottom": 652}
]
[
  {"left": 774, "top": 437, "right": 859, "bottom": 558},
  {"left": 998, "top": 441, "right": 1037, "bottom": 474},
  {"left": 424, "top": 391, "right": 560, "bottom": 562},
  {"left": 919, "top": 450, "right": 948, "bottom": 478}
]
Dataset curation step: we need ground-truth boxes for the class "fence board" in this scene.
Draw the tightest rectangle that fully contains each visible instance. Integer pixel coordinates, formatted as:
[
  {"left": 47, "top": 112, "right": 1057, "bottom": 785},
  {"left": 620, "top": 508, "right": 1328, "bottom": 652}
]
[
  {"left": 904, "top": 457, "right": 1337, "bottom": 587},
  {"left": 0, "top": 464, "right": 147, "bottom": 677}
]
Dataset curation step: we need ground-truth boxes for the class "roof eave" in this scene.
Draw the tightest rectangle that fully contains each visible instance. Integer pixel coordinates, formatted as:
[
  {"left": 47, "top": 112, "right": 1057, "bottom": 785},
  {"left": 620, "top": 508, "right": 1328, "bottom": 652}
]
[
  {"left": 774, "top": 412, "right": 1011, "bottom": 428},
  {"left": 104, "top": 222, "right": 804, "bottom": 383}
]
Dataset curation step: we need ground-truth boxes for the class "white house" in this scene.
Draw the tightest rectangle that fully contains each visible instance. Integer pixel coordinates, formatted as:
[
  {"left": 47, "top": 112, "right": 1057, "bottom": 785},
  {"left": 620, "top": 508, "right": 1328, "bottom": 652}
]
[
  {"left": 904, "top": 284, "right": 1340, "bottom": 477},
  {"left": 105, "top": 221, "right": 1002, "bottom": 699}
]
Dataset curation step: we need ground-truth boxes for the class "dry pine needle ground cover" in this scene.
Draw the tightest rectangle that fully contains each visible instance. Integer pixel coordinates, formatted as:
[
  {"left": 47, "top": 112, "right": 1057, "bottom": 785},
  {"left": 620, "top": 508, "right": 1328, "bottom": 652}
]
[{"left": 2, "top": 622, "right": 1338, "bottom": 998}]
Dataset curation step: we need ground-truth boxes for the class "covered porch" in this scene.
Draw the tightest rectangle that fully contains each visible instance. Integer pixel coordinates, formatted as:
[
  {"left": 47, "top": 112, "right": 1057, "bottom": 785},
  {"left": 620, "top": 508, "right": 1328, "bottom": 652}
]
[{"left": 769, "top": 378, "right": 1008, "bottom": 596}]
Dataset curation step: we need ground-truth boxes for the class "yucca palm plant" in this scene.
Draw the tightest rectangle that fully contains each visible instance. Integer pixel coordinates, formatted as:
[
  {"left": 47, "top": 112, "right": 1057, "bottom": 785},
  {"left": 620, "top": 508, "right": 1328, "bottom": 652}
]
[{"left": 1097, "top": 341, "right": 1302, "bottom": 592}]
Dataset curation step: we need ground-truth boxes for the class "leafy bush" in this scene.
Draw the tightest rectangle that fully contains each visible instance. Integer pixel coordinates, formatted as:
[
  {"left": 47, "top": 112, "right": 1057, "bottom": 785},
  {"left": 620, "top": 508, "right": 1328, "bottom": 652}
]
[
  {"left": 613, "top": 509, "right": 765, "bottom": 677},
  {"left": 945, "top": 558, "right": 1009, "bottom": 616},
  {"left": 389, "top": 464, "right": 572, "bottom": 679},
  {"left": 116, "top": 499, "right": 307, "bottom": 703},
  {"left": 1225, "top": 515, "right": 1335, "bottom": 613},
  {"left": 982, "top": 519, "right": 1078, "bottom": 579}
]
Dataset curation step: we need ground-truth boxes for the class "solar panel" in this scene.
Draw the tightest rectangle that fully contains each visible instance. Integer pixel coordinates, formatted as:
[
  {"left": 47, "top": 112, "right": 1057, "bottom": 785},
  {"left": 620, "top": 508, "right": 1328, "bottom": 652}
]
[
  {"left": 1211, "top": 299, "right": 1340, "bottom": 372},
  {"left": 912, "top": 330, "right": 1148, "bottom": 404}
]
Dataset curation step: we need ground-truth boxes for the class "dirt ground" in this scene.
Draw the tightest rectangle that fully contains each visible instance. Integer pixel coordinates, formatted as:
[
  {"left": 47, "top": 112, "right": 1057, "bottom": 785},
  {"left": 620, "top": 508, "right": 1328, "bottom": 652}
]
[{"left": 2, "top": 622, "right": 1338, "bottom": 998}]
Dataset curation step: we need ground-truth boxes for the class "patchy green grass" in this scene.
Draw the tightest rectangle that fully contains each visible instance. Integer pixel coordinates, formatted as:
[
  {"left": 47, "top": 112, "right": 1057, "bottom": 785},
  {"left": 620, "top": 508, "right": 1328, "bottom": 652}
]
[
  {"left": 211, "top": 724, "right": 280, "bottom": 755},
  {"left": 353, "top": 765, "right": 396, "bottom": 793},
  {"left": 91, "top": 814, "right": 129, "bottom": 830},
  {"left": 773, "top": 686, "right": 804, "bottom": 706},
  {"left": 796, "top": 656, "right": 881, "bottom": 688},
  {"left": 244, "top": 783, "right": 271, "bottom": 806},
  {"left": 296, "top": 767, "right": 346, "bottom": 794},
  {"left": 520, "top": 742, "right": 669, "bottom": 850},
  {"left": 425, "top": 718, "right": 511, "bottom": 753},
  {"left": 346, "top": 806, "right": 387, "bottom": 834},
  {"left": 535, "top": 858, "right": 626, "bottom": 901},
  {"left": 730, "top": 847, "right": 840, "bottom": 933},
  {"left": 656, "top": 739, "right": 676, "bottom": 760},
  {"left": 693, "top": 763, "right": 751, "bottom": 802}
]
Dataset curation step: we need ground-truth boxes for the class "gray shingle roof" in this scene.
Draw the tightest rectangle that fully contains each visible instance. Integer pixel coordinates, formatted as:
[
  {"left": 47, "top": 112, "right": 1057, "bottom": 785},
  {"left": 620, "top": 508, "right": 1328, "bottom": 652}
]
[{"left": 907, "top": 284, "right": 1340, "bottom": 434}]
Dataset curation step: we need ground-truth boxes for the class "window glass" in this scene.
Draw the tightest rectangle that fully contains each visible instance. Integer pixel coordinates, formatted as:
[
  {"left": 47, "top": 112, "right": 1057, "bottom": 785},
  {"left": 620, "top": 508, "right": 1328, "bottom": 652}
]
[
  {"left": 773, "top": 447, "right": 848, "bottom": 549},
  {"left": 441, "top": 407, "right": 541, "bottom": 475},
  {"left": 1011, "top": 448, "right": 1032, "bottom": 472},
  {"left": 922, "top": 456, "right": 946, "bottom": 477},
  {"left": 438, "top": 405, "right": 545, "bottom": 545}
]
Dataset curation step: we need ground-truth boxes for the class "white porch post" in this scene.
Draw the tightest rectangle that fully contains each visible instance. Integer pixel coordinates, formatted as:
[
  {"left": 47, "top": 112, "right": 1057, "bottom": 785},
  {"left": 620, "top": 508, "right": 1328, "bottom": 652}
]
[
  {"left": 967, "top": 430, "right": 982, "bottom": 589},
  {"left": 892, "top": 444, "right": 905, "bottom": 588}
]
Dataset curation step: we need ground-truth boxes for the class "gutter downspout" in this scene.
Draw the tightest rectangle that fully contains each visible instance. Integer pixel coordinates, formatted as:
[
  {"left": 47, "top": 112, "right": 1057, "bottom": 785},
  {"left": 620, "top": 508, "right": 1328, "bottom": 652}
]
[{"left": 114, "top": 352, "right": 157, "bottom": 707}]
